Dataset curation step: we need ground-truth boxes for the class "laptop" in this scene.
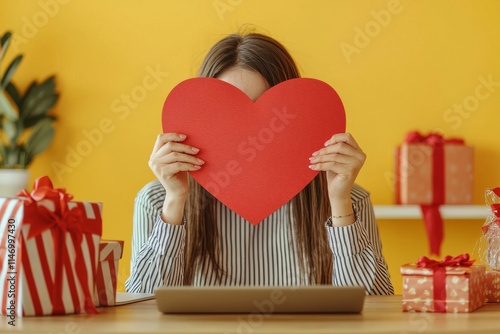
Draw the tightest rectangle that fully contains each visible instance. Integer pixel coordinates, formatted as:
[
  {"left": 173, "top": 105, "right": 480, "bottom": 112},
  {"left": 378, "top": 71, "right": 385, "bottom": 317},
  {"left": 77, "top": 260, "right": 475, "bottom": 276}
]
[{"left": 155, "top": 285, "right": 365, "bottom": 314}]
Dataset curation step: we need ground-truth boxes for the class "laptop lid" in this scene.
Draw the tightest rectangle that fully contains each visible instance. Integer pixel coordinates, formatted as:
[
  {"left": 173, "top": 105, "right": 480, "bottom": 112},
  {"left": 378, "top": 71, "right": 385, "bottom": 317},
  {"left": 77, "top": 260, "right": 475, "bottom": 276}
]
[{"left": 155, "top": 285, "right": 365, "bottom": 314}]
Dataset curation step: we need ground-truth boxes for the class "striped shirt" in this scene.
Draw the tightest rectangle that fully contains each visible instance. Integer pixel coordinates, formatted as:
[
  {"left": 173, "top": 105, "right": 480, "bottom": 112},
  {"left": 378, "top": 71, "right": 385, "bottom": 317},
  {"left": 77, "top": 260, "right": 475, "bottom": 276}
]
[{"left": 125, "top": 181, "right": 394, "bottom": 295}]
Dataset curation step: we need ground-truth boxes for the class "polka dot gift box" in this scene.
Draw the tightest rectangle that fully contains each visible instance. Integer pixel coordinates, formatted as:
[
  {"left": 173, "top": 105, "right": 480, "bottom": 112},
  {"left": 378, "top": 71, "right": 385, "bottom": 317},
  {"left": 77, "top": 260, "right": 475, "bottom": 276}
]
[
  {"left": 401, "top": 254, "right": 486, "bottom": 313},
  {"left": 485, "top": 271, "right": 500, "bottom": 303}
]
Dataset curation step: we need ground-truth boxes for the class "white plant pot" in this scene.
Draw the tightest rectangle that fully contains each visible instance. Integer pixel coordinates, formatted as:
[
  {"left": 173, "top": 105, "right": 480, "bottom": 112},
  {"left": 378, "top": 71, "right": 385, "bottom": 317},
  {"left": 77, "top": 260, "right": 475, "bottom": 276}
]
[{"left": 0, "top": 169, "right": 30, "bottom": 197}]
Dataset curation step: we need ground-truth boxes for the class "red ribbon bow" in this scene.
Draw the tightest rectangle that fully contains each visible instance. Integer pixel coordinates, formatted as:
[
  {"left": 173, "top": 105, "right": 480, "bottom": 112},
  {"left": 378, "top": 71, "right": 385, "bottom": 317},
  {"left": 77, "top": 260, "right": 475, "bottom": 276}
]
[
  {"left": 417, "top": 253, "right": 475, "bottom": 269},
  {"left": 416, "top": 253, "right": 474, "bottom": 312},
  {"left": 482, "top": 188, "right": 500, "bottom": 234},
  {"left": 405, "top": 131, "right": 465, "bottom": 146},
  {"left": 18, "top": 176, "right": 100, "bottom": 315}
]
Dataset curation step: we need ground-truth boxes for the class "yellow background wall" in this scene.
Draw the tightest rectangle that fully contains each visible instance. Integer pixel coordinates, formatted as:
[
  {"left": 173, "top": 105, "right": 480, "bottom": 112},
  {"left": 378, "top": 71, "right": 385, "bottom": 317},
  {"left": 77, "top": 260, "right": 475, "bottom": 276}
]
[{"left": 1, "top": 0, "right": 499, "bottom": 294}]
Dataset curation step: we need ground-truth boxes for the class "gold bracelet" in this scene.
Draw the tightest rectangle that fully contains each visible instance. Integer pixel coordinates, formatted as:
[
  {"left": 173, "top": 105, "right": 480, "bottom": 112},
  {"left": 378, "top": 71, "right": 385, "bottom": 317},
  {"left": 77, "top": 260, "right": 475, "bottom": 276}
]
[{"left": 331, "top": 212, "right": 355, "bottom": 219}]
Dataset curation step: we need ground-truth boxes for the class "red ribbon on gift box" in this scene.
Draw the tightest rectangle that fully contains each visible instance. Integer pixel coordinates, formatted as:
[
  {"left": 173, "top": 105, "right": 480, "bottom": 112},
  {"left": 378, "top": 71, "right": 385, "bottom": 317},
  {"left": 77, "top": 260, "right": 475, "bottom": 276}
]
[
  {"left": 417, "top": 253, "right": 475, "bottom": 312},
  {"left": 404, "top": 131, "right": 464, "bottom": 205},
  {"left": 397, "top": 131, "right": 465, "bottom": 256},
  {"left": 18, "top": 176, "right": 101, "bottom": 315},
  {"left": 482, "top": 188, "right": 500, "bottom": 234}
]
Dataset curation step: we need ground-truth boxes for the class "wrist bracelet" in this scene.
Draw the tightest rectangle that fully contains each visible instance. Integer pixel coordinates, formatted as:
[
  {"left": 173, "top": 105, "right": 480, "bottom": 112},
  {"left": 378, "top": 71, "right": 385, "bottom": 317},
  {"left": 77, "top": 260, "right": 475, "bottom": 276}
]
[{"left": 331, "top": 212, "right": 355, "bottom": 219}]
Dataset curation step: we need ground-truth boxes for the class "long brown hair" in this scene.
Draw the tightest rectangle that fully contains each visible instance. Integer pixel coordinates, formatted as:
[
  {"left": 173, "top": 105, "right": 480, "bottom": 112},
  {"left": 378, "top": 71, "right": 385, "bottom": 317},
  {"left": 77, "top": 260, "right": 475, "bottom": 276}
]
[{"left": 183, "top": 33, "right": 332, "bottom": 285}]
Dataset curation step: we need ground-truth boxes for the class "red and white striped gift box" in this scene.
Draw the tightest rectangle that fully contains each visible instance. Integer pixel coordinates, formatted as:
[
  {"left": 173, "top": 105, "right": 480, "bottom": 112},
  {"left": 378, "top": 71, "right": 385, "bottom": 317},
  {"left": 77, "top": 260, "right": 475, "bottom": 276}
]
[
  {"left": 0, "top": 183, "right": 102, "bottom": 316},
  {"left": 94, "top": 240, "right": 124, "bottom": 306}
]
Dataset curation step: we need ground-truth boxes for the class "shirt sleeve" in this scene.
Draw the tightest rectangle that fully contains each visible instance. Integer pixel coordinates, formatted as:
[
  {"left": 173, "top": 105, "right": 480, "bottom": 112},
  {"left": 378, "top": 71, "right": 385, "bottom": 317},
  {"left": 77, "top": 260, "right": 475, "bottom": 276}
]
[
  {"left": 125, "top": 182, "right": 186, "bottom": 293},
  {"left": 326, "top": 187, "right": 394, "bottom": 295}
]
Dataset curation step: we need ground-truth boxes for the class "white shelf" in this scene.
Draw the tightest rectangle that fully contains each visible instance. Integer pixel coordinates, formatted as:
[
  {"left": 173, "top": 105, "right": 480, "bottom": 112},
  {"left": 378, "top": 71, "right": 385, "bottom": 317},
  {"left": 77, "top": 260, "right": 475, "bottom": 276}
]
[{"left": 373, "top": 205, "right": 489, "bottom": 220}]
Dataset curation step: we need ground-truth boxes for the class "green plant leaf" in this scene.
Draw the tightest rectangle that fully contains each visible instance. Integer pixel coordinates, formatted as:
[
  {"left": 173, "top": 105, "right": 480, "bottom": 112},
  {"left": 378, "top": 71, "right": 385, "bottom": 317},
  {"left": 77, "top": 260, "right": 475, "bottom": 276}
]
[
  {"left": 3, "top": 145, "right": 23, "bottom": 168},
  {"left": 1, "top": 54, "right": 23, "bottom": 89},
  {"left": 22, "top": 93, "right": 59, "bottom": 124},
  {"left": 0, "top": 144, "right": 6, "bottom": 168},
  {"left": 5, "top": 82, "right": 21, "bottom": 108},
  {"left": 20, "top": 76, "right": 57, "bottom": 119},
  {"left": 23, "top": 76, "right": 55, "bottom": 102},
  {"left": 24, "top": 114, "right": 57, "bottom": 129},
  {"left": 2, "top": 118, "right": 19, "bottom": 144},
  {"left": 24, "top": 118, "right": 55, "bottom": 158},
  {"left": 17, "top": 146, "right": 28, "bottom": 168},
  {"left": 0, "top": 89, "right": 19, "bottom": 121},
  {"left": 40, "top": 76, "right": 56, "bottom": 91},
  {"left": 0, "top": 31, "right": 12, "bottom": 63}
]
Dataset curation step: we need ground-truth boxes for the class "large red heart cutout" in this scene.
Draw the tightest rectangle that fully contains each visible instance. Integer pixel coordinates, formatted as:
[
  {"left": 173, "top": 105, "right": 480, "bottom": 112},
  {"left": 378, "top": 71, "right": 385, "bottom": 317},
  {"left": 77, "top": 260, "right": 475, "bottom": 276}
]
[{"left": 162, "top": 77, "right": 345, "bottom": 224}]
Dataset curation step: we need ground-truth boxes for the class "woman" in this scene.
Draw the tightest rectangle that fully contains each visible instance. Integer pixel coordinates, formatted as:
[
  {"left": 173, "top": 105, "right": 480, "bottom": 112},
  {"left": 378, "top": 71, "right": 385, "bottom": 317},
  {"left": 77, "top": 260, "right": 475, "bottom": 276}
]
[{"left": 125, "top": 32, "right": 394, "bottom": 295}]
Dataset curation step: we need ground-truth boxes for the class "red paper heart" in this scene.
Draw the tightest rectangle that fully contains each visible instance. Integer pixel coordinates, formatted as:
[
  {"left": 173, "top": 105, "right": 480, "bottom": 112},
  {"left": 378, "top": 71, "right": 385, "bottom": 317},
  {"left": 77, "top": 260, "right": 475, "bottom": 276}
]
[{"left": 162, "top": 78, "right": 345, "bottom": 224}]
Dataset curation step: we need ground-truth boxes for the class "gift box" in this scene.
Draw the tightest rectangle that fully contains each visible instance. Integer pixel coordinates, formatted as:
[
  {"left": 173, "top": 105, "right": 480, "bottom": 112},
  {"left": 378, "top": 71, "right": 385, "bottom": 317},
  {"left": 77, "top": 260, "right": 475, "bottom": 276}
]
[
  {"left": 94, "top": 240, "right": 124, "bottom": 306},
  {"left": 0, "top": 176, "right": 102, "bottom": 316},
  {"left": 485, "top": 270, "right": 500, "bottom": 303},
  {"left": 401, "top": 254, "right": 486, "bottom": 313},
  {"left": 395, "top": 131, "right": 474, "bottom": 205}
]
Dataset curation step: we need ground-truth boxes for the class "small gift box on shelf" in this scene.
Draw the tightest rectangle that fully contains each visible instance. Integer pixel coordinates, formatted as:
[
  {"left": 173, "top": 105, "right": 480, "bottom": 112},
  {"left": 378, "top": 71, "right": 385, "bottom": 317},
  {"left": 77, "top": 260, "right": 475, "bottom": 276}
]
[
  {"left": 94, "top": 240, "right": 124, "bottom": 307},
  {"left": 401, "top": 254, "right": 486, "bottom": 313},
  {"left": 0, "top": 176, "right": 102, "bottom": 316},
  {"left": 395, "top": 131, "right": 474, "bottom": 205}
]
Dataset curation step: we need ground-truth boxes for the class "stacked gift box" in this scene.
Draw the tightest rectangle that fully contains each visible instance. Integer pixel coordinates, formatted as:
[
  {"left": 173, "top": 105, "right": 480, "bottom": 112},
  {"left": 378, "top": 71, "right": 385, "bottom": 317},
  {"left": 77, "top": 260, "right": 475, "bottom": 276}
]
[
  {"left": 94, "top": 240, "right": 124, "bottom": 307},
  {"left": 0, "top": 176, "right": 123, "bottom": 316}
]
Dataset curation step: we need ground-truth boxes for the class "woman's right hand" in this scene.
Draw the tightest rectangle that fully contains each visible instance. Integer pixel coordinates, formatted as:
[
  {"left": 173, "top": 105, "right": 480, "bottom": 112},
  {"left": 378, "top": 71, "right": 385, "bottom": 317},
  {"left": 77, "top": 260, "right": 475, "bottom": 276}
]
[{"left": 149, "top": 133, "right": 204, "bottom": 201}]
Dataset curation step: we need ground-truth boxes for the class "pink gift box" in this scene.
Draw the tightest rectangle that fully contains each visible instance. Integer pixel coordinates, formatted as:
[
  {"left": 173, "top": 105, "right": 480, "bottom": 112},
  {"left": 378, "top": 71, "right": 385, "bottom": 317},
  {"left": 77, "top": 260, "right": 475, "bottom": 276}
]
[
  {"left": 0, "top": 196, "right": 102, "bottom": 316},
  {"left": 401, "top": 263, "right": 486, "bottom": 313},
  {"left": 395, "top": 134, "right": 474, "bottom": 204},
  {"left": 485, "top": 270, "right": 500, "bottom": 303},
  {"left": 94, "top": 240, "right": 124, "bottom": 306}
]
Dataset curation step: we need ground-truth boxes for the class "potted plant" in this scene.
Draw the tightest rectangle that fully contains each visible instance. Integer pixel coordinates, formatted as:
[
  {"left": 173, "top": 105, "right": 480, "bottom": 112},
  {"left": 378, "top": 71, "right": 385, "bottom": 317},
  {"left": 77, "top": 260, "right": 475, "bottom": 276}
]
[{"left": 0, "top": 31, "right": 58, "bottom": 196}]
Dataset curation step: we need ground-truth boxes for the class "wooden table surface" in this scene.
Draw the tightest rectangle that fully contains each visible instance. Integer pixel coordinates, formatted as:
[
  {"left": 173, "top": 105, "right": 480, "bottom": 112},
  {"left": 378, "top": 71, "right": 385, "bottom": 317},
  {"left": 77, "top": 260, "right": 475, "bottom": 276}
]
[{"left": 2, "top": 296, "right": 500, "bottom": 334}]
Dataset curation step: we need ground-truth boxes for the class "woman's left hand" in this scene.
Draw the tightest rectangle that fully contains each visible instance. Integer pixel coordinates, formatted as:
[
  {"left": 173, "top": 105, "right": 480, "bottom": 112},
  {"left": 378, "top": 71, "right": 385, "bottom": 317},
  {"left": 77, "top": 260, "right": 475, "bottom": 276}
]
[{"left": 308, "top": 133, "right": 366, "bottom": 204}]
